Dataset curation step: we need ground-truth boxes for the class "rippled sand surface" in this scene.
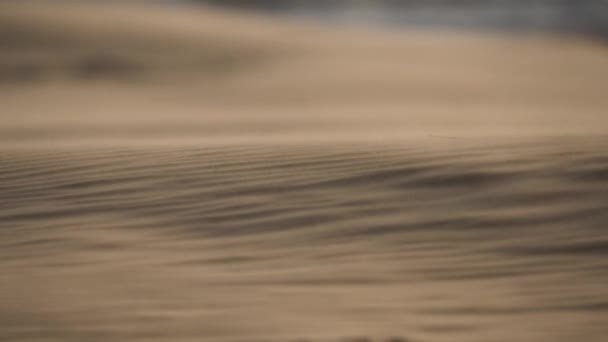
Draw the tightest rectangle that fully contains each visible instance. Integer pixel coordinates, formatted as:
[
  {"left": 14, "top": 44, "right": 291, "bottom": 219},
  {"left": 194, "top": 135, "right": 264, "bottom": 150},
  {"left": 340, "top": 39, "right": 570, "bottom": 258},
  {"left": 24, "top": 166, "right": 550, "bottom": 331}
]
[
  {"left": 2, "top": 140, "right": 608, "bottom": 342},
  {"left": 2, "top": 2, "right": 608, "bottom": 342}
]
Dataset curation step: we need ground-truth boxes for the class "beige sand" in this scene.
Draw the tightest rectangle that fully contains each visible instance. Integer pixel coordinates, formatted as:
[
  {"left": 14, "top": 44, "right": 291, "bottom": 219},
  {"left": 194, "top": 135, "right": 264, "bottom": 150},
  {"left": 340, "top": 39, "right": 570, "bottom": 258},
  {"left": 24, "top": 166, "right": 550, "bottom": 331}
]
[
  {"left": 1, "top": 1, "right": 607, "bottom": 147},
  {"left": 1, "top": 3, "right": 608, "bottom": 342}
]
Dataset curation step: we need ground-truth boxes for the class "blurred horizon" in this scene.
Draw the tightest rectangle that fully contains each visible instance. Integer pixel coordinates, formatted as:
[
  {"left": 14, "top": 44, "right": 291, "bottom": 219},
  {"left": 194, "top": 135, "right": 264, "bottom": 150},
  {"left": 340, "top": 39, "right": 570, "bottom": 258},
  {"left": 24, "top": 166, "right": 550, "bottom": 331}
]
[
  {"left": 2, "top": 0, "right": 608, "bottom": 144},
  {"left": 8, "top": 0, "right": 607, "bottom": 40},
  {"left": 193, "top": 0, "right": 608, "bottom": 38}
]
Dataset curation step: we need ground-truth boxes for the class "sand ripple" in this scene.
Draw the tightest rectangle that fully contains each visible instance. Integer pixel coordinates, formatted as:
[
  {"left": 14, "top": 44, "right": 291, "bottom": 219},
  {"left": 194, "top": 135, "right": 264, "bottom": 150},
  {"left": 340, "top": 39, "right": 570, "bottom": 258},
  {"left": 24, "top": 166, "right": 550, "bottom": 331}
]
[{"left": 1, "top": 139, "right": 607, "bottom": 342}]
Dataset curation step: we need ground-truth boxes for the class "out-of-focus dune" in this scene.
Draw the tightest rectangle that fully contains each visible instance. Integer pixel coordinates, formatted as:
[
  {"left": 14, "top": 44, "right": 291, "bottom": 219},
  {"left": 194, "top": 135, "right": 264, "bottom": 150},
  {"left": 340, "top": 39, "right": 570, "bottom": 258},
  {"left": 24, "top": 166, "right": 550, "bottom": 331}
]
[{"left": 1, "top": 1, "right": 607, "bottom": 146}]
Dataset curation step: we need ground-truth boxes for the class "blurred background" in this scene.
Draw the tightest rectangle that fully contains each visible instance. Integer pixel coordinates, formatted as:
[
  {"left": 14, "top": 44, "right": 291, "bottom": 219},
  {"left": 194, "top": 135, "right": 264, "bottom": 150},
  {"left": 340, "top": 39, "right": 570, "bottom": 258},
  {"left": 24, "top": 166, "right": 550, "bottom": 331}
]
[
  {"left": 1, "top": 0, "right": 607, "bottom": 143},
  {"left": 198, "top": 0, "right": 608, "bottom": 38}
]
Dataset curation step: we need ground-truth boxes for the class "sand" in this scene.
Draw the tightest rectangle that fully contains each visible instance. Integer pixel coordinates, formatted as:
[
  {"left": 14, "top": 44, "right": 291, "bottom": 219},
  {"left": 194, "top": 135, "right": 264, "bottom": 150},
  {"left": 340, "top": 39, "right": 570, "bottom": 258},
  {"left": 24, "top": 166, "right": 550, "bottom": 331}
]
[
  {"left": 1, "top": 1, "right": 608, "bottom": 146},
  {"left": 1, "top": 2, "right": 608, "bottom": 342}
]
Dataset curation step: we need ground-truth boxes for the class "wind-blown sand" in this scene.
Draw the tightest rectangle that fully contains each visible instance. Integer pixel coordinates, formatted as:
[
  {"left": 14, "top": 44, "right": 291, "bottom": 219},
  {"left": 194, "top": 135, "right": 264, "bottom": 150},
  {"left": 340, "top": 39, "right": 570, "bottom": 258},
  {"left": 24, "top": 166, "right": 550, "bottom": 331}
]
[{"left": 1, "top": 2, "right": 608, "bottom": 342}]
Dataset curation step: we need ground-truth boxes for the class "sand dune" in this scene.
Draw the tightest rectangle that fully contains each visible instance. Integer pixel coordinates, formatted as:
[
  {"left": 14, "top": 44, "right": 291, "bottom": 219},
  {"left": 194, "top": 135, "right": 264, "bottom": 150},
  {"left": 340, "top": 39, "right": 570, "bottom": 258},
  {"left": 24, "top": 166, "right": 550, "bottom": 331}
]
[
  {"left": 1, "top": 1, "right": 608, "bottom": 146},
  {"left": 1, "top": 2, "right": 608, "bottom": 342}
]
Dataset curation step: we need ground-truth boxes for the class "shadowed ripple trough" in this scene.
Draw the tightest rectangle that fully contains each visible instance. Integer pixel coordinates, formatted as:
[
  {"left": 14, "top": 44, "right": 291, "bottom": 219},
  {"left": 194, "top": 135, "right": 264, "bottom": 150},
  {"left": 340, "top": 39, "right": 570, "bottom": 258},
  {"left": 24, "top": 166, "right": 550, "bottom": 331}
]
[{"left": 1, "top": 139, "right": 608, "bottom": 342}]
